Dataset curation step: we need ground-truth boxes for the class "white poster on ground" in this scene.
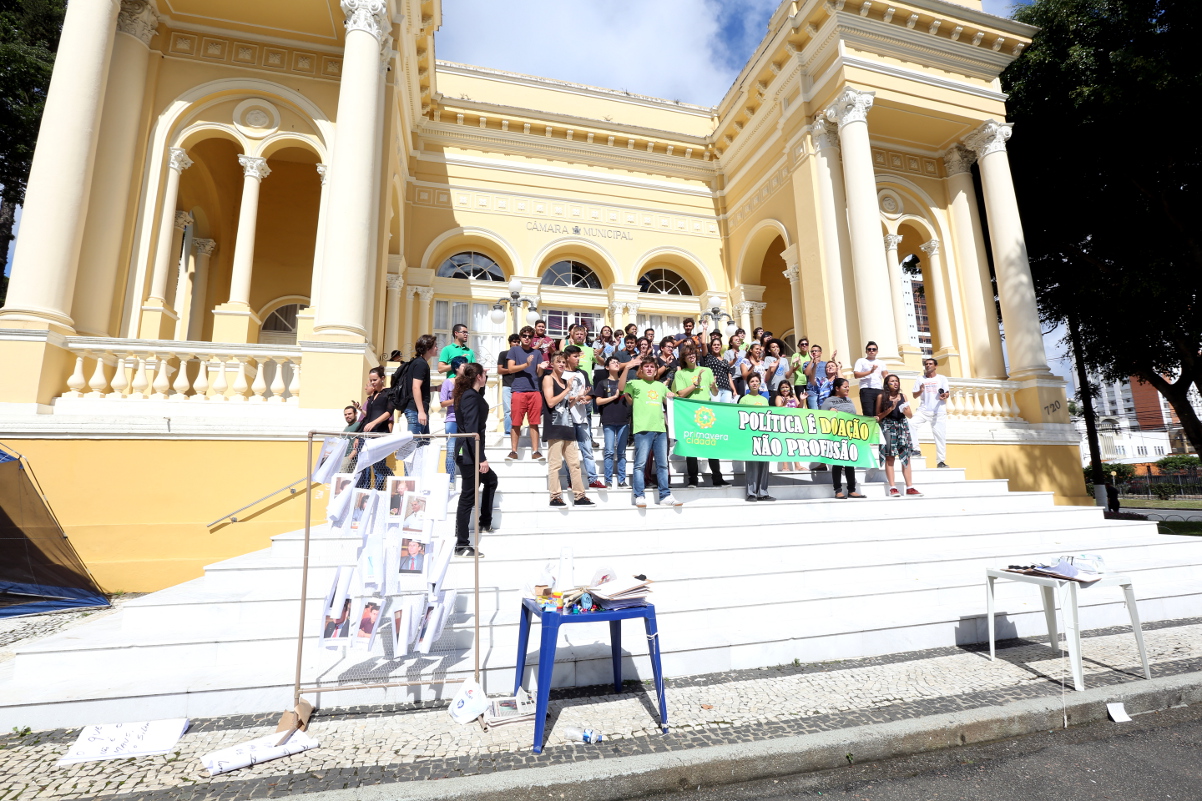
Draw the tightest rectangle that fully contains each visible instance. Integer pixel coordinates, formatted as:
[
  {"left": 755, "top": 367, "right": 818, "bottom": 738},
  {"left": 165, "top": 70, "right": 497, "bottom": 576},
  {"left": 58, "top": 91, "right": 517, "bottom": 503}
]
[
  {"left": 201, "top": 730, "right": 319, "bottom": 776},
  {"left": 58, "top": 719, "right": 190, "bottom": 765}
]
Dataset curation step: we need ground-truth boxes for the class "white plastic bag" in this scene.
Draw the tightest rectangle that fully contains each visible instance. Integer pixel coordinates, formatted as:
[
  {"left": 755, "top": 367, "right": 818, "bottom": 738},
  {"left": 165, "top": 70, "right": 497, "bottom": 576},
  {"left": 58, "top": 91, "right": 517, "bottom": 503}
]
[{"left": 448, "top": 679, "right": 490, "bottom": 724}]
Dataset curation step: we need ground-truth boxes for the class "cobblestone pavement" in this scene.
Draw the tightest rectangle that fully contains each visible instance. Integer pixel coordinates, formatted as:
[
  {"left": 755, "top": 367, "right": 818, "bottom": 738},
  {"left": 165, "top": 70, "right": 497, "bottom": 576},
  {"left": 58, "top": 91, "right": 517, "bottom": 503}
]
[{"left": 1, "top": 617, "right": 1200, "bottom": 801}]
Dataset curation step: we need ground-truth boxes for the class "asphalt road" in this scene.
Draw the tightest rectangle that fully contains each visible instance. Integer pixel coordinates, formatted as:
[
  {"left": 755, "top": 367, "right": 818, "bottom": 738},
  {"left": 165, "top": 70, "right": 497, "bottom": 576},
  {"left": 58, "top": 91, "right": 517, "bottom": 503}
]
[{"left": 642, "top": 703, "right": 1202, "bottom": 801}]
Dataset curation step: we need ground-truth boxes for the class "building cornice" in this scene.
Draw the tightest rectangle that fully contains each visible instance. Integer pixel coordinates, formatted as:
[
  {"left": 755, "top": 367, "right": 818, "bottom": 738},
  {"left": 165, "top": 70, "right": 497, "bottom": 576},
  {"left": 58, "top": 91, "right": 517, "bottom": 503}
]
[
  {"left": 435, "top": 61, "right": 715, "bottom": 118},
  {"left": 415, "top": 121, "right": 718, "bottom": 184}
]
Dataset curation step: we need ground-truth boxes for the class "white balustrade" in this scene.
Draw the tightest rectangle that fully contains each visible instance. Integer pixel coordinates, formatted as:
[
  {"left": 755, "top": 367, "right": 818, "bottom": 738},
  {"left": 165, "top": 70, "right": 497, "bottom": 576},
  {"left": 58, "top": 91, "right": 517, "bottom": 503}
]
[
  {"left": 58, "top": 338, "right": 303, "bottom": 404},
  {"left": 944, "top": 379, "right": 1023, "bottom": 422}
]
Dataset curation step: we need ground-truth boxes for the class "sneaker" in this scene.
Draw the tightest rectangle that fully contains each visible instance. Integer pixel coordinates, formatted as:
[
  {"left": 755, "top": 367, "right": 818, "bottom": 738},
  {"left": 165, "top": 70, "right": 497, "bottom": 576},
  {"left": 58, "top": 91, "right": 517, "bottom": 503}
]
[
  {"left": 937, "top": 462, "right": 949, "bottom": 469},
  {"left": 549, "top": 498, "right": 566, "bottom": 507},
  {"left": 888, "top": 487, "right": 901, "bottom": 498},
  {"left": 712, "top": 479, "right": 730, "bottom": 487},
  {"left": 454, "top": 547, "right": 485, "bottom": 558},
  {"left": 575, "top": 496, "right": 595, "bottom": 506},
  {"left": 634, "top": 495, "right": 647, "bottom": 507},
  {"left": 589, "top": 480, "right": 606, "bottom": 489},
  {"left": 506, "top": 451, "right": 518, "bottom": 461},
  {"left": 905, "top": 487, "right": 924, "bottom": 497},
  {"left": 531, "top": 451, "right": 545, "bottom": 462},
  {"left": 618, "top": 481, "right": 629, "bottom": 488},
  {"left": 745, "top": 495, "right": 758, "bottom": 502},
  {"left": 686, "top": 480, "right": 698, "bottom": 488},
  {"left": 758, "top": 495, "right": 777, "bottom": 502},
  {"left": 592, "top": 441, "right": 600, "bottom": 448},
  {"left": 658, "top": 494, "right": 682, "bottom": 506}
]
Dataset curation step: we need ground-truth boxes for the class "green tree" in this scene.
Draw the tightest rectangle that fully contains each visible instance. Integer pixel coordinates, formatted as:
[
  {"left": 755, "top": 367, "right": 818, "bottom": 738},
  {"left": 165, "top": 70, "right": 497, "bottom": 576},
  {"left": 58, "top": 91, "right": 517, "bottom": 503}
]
[
  {"left": 1001, "top": 0, "right": 1202, "bottom": 457},
  {"left": 0, "top": 0, "right": 65, "bottom": 282},
  {"left": 1083, "top": 462, "right": 1136, "bottom": 485},
  {"left": 1155, "top": 454, "right": 1201, "bottom": 473}
]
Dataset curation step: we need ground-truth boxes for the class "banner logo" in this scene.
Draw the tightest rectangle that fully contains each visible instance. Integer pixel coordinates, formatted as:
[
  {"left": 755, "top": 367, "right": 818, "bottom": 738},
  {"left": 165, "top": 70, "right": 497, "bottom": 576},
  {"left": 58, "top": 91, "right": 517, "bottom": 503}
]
[{"left": 693, "top": 407, "right": 716, "bottom": 429}]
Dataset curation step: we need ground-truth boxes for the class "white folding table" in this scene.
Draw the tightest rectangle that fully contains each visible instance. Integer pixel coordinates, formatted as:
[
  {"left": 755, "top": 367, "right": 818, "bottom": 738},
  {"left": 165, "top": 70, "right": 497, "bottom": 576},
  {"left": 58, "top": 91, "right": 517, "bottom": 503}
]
[{"left": 984, "top": 568, "right": 1151, "bottom": 691}]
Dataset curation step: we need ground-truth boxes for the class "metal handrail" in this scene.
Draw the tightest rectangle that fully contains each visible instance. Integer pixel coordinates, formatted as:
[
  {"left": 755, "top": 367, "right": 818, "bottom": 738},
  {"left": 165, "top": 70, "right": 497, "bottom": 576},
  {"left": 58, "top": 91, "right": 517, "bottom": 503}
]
[{"left": 207, "top": 476, "right": 310, "bottom": 527}]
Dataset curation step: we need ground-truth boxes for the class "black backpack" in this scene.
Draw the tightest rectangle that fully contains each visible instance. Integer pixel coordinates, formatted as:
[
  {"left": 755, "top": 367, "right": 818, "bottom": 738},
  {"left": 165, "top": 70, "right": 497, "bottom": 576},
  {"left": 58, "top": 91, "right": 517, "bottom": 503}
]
[{"left": 389, "top": 360, "right": 414, "bottom": 410}]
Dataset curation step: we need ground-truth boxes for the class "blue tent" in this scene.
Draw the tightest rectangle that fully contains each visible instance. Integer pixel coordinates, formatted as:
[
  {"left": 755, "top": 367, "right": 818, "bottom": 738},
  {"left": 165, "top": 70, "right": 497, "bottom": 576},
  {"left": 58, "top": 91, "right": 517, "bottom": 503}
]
[{"left": 0, "top": 447, "right": 108, "bottom": 618}]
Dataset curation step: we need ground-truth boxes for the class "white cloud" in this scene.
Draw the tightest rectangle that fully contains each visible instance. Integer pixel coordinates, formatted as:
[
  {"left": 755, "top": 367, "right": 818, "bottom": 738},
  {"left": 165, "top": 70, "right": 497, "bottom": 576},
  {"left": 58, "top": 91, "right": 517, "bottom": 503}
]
[{"left": 434, "top": 0, "right": 778, "bottom": 107}]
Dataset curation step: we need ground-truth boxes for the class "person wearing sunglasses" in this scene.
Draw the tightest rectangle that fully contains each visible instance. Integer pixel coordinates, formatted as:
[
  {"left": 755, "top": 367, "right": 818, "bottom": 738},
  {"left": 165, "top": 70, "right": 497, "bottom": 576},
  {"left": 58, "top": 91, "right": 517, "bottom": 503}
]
[{"left": 852, "top": 341, "right": 889, "bottom": 419}]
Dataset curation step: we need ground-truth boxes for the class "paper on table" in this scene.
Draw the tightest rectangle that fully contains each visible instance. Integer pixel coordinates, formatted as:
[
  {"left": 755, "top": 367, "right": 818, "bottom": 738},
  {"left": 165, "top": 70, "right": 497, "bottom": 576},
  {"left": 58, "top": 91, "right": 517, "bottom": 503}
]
[
  {"left": 1107, "top": 702, "right": 1132, "bottom": 723},
  {"left": 58, "top": 719, "right": 190, "bottom": 765},
  {"left": 201, "top": 730, "right": 319, "bottom": 776}
]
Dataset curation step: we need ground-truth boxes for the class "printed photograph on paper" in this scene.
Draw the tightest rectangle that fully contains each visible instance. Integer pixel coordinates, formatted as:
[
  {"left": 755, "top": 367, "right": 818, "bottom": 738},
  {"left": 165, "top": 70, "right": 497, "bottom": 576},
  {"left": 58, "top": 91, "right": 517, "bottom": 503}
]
[
  {"left": 322, "top": 596, "right": 353, "bottom": 644},
  {"left": 354, "top": 598, "right": 382, "bottom": 649},
  {"left": 387, "top": 477, "right": 416, "bottom": 517},
  {"left": 332, "top": 473, "right": 354, "bottom": 497},
  {"left": 390, "top": 603, "right": 406, "bottom": 653},
  {"left": 400, "top": 492, "right": 427, "bottom": 534},
  {"left": 397, "top": 538, "right": 427, "bottom": 574},
  {"left": 347, "top": 489, "right": 374, "bottom": 534}
]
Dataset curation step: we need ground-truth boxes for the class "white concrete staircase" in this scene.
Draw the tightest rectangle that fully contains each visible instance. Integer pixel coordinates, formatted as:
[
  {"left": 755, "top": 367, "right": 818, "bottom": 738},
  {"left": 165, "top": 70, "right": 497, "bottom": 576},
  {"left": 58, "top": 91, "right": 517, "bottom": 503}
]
[{"left": 3, "top": 434, "right": 1201, "bottom": 730}]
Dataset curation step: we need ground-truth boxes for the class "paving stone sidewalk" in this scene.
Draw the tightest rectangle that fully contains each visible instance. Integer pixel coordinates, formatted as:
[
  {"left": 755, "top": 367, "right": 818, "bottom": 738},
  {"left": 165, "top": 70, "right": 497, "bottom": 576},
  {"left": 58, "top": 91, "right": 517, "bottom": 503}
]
[{"left": 2, "top": 616, "right": 1201, "bottom": 801}]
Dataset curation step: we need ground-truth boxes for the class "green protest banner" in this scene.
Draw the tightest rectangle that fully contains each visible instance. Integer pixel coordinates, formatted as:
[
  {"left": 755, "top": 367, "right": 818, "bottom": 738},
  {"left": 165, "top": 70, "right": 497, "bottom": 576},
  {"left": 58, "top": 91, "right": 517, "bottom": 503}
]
[{"left": 670, "top": 397, "right": 879, "bottom": 468}]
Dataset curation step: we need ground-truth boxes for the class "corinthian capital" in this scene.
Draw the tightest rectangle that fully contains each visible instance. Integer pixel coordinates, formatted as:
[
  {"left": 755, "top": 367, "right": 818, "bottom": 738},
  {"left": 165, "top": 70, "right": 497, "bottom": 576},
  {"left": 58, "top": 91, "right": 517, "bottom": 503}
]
[
  {"left": 316, "top": 163, "right": 329, "bottom": 185},
  {"left": 415, "top": 286, "right": 435, "bottom": 302},
  {"left": 824, "top": 87, "right": 875, "bottom": 128},
  {"left": 942, "top": 144, "right": 976, "bottom": 176},
  {"left": 920, "top": 238, "right": 941, "bottom": 256},
  {"left": 168, "top": 147, "right": 193, "bottom": 173},
  {"left": 884, "top": 234, "right": 903, "bottom": 252},
  {"left": 118, "top": 1, "right": 159, "bottom": 46},
  {"left": 238, "top": 155, "right": 271, "bottom": 181},
  {"left": 964, "top": 119, "right": 1012, "bottom": 160},
  {"left": 386, "top": 274, "right": 405, "bottom": 291},
  {"left": 341, "top": 0, "right": 389, "bottom": 41},
  {"left": 174, "top": 210, "right": 193, "bottom": 231},
  {"left": 193, "top": 238, "right": 217, "bottom": 257},
  {"left": 810, "top": 118, "right": 840, "bottom": 152}
]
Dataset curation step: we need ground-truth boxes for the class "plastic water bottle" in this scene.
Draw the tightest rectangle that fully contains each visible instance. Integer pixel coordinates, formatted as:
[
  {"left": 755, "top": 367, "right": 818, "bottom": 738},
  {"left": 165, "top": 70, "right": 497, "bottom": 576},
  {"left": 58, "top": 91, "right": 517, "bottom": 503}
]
[{"left": 562, "top": 726, "right": 603, "bottom": 744}]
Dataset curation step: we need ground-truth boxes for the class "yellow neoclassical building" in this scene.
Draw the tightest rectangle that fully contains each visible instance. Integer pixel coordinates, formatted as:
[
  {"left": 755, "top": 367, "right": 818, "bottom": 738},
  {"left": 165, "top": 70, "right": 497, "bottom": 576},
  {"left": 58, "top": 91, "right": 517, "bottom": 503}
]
[{"left": 0, "top": 0, "right": 1086, "bottom": 590}]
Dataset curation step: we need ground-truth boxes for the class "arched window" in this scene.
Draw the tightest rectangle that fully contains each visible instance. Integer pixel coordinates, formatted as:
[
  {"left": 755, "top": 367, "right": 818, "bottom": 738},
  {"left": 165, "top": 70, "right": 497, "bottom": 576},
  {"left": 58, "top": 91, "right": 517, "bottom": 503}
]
[
  {"left": 259, "top": 303, "right": 300, "bottom": 346},
  {"left": 436, "top": 251, "right": 504, "bottom": 281},
  {"left": 638, "top": 268, "right": 692, "bottom": 295},
  {"left": 541, "top": 260, "right": 602, "bottom": 289}
]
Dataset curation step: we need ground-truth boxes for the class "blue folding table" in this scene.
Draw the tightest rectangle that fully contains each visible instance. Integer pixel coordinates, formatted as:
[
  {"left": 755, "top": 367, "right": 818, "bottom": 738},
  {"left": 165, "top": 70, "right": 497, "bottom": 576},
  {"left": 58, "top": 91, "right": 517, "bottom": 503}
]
[{"left": 514, "top": 597, "right": 668, "bottom": 753}]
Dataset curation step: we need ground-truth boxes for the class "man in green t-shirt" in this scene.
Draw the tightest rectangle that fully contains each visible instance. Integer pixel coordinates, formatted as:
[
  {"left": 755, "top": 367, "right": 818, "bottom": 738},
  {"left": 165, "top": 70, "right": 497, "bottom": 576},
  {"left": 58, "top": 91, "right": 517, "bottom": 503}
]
[
  {"left": 618, "top": 357, "right": 681, "bottom": 508},
  {"left": 671, "top": 342, "right": 726, "bottom": 488},
  {"left": 437, "top": 324, "right": 475, "bottom": 376},
  {"left": 738, "top": 373, "right": 775, "bottom": 503}
]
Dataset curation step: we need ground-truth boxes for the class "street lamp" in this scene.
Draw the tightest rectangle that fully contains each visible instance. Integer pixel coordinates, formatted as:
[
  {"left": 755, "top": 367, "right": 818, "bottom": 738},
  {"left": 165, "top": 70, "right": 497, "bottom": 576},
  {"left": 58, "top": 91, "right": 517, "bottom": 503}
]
[
  {"left": 698, "top": 303, "right": 738, "bottom": 340},
  {"left": 488, "top": 277, "right": 541, "bottom": 331}
]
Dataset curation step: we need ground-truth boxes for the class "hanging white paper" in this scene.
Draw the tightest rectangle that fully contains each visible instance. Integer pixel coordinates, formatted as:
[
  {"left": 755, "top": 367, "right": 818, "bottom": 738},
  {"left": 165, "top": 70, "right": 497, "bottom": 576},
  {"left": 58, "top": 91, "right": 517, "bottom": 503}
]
[
  {"left": 326, "top": 475, "right": 356, "bottom": 526},
  {"left": 201, "top": 730, "right": 319, "bottom": 776},
  {"left": 311, "top": 437, "right": 344, "bottom": 484},
  {"left": 58, "top": 719, "right": 190, "bottom": 766},
  {"left": 419, "top": 477, "right": 451, "bottom": 521},
  {"left": 427, "top": 537, "right": 454, "bottom": 593},
  {"left": 354, "top": 431, "right": 417, "bottom": 475}
]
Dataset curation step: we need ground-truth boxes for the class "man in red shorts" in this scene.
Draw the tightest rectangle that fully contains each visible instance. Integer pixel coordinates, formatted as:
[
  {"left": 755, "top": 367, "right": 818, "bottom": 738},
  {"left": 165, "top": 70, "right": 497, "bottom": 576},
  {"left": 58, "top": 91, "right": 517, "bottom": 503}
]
[{"left": 505, "top": 325, "right": 548, "bottom": 460}]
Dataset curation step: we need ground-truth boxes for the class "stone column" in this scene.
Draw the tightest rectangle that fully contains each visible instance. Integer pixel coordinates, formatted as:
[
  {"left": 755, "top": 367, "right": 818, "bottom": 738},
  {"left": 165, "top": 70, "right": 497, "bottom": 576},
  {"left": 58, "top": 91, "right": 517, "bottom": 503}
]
[
  {"left": 781, "top": 244, "right": 806, "bottom": 347},
  {"left": 314, "top": 0, "right": 389, "bottom": 340},
  {"left": 608, "top": 301, "right": 624, "bottom": 331},
  {"left": 883, "top": 234, "right": 911, "bottom": 348},
  {"left": 964, "top": 120, "right": 1051, "bottom": 380},
  {"left": 212, "top": 155, "right": 270, "bottom": 343},
  {"left": 945, "top": 145, "right": 1006, "bottom": 378},
  {"left": 0, "top": 0, "right": 120, "bottom": 334},
  {"left": 919, "top": 239, "right": 958, "bottom": 366},
  {"left": 187, "top": 239, "right": 216, "bottom": 341},
  {"left": 402, "top": 286, "right": 416, "bottom": 355},
  {"left": 810, "top": 119, "right": 853, "bottom": 362},
  {"left": 138, "top": 149, "right": 192, "bottom": 339},
  {"left": 414, "top": 287, "right": 434, "bottom": 340},
  {"left": 384, "top": 274, "right": 404, "bottom": 355},
  {"left": 737, "top": 301, "right": 753, "bottom": 334},
  {"left": 72, "top": 0, "right": 158, "bottom": 337},
  {"left": 750, "top": 302, "right": 766, "bottom": 332},
  {"left": 296, "top": 163, "right": 331, "bottom": 343},
  {"left": 165, "top": 211, "right": 193, "bottom": 311},
  {"left": 824, "top": 88, "right": 899, "bottom": 363}
]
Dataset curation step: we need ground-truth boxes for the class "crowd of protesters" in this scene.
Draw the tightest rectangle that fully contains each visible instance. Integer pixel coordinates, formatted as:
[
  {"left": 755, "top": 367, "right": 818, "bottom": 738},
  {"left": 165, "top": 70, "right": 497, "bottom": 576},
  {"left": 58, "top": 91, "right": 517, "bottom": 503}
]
[{"left": 340, "top": 315, "right": 953, "bottom": 554}]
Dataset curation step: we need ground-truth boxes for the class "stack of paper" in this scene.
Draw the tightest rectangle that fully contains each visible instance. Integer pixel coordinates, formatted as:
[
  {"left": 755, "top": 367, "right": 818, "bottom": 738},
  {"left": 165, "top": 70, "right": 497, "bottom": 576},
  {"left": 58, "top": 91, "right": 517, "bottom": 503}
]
[
  {"left": 589, "top": 576, "right": 653, "bottom": 609},
  {"left": 484, "top": 688, "right": 536, "bottom": 728}
]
